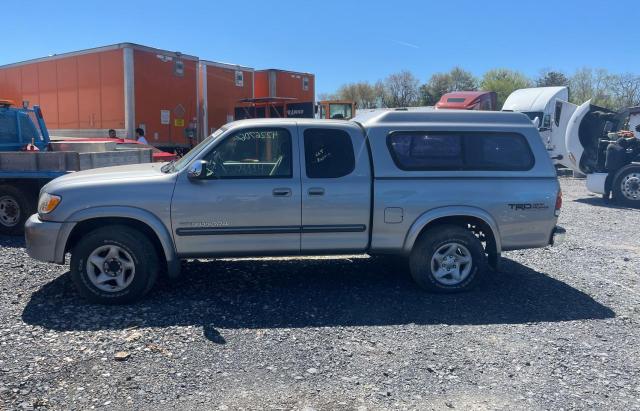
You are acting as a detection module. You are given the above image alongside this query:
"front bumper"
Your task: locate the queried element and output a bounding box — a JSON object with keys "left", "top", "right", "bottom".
{"left": 550, "top": 226, "right": 566, "bottom": 246}
{"left": 25, "top": 214, "right": 65, "bottom": 263}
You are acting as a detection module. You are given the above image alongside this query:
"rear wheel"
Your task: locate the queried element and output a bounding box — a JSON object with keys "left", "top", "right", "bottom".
{"left": 409, "top": 225, "right": 487, "bottom": 293}
{"left": 70, "top": 225, "right": 159, "bottom": 304}
{"left": 0, "top": 185, "right": 34, "bottom": 236}
{"left": 612, "top": 165, "right": 640, "bottom": 207}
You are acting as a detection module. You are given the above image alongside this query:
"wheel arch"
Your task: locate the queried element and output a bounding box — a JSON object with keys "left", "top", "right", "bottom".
{"left": 60, "top": 206, "right": 179, "bottom": 277}
{"left": 402, "top": 206, "right": 502, "bottom": 269}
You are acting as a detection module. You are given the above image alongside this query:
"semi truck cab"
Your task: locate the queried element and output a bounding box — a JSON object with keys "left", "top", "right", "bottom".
{"left": 435, "top": 91, "right": 497, "bottom": 111}
{"left": 0, "top": 100, "right": 50, "bottom": 151}
{"left": 502, "top": 87, "right": 570, "bottom": 167}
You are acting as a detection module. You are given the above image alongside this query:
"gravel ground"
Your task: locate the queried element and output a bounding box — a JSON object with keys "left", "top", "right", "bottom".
{"left": 1, "top": 177, "right": 639, "bottom": 410}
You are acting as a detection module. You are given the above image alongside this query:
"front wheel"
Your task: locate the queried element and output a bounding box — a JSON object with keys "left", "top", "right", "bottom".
{"left": 70, "top": 226, "right": 159, "bottom": 304}
{"left": 612, "top": 165, "right": 640, "bottom": 207}
{"left": 0, "top": 185, "right": 34, "bottom": 236}
{"left": 409, "top": 225, "right": 487, "bottom": 293}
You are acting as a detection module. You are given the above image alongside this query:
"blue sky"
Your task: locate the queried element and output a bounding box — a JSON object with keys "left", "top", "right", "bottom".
{"left": 2, "top": 0, "right": 638, "bottom": 95}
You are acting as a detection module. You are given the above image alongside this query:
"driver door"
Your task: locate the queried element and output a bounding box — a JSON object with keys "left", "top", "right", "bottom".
{"left": 171, "top": 126, "right": 302, "bottom": 256}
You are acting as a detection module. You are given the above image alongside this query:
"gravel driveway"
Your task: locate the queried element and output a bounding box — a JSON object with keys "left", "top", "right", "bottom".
{"left": 1, "top": 177, "right": 639, "bottom": 410}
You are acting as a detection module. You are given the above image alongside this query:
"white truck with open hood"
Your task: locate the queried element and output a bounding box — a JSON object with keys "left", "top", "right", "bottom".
{"left": 565, "top": 101, "right": 639, "bottom": 206}
{"left": 504, "top": 87, "right": 640, "bottom": 207}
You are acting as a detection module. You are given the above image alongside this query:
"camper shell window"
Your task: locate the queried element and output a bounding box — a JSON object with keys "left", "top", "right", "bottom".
{"left": 387, "top": 131, "right": 535, "bottom": 171}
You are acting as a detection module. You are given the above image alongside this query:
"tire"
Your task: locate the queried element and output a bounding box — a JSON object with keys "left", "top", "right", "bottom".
{"left": 409, "top": 224, "right": 487, "bottom": 293}
{"left": 0, "top": 185, "right": 35, "bottom": 236}
{"left": 612, "top": 165, "right": 640, "bottom": 208}
{"left": 70, "top": 225, "right": 159, "bottom": 304}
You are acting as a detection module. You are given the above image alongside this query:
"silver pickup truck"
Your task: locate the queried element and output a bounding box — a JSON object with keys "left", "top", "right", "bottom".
{"left": 25, "top": 110, "right": 565, "bottom": 304}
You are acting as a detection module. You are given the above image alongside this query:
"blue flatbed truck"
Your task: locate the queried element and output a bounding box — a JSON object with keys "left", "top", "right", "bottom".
{"left": 0, "top": 100, "right": 151, "bottom": 235}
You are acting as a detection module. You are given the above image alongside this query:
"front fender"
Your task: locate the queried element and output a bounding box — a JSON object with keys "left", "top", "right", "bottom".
{"left": 402, "top": 206, "right": 502, "bottom": 255}
{"left": 56, "top": 206, "right": 177, "bottom": 270}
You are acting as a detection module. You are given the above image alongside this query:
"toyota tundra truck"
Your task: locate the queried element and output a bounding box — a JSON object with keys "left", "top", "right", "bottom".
{"left": 25, "top": 110, "right": 565, "bottom": 304}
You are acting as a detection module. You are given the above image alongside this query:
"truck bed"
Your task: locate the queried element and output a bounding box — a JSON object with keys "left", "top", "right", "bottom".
{"left": 0, "top": 149, "right": 152, "bottom": 175}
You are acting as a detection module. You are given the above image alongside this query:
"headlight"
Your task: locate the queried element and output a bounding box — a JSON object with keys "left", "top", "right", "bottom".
{"left": 38, "top": 193, "right": 61, "bottom": 214}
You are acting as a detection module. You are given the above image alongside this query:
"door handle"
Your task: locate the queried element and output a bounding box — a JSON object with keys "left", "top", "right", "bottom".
{"left": 308, "top": 187, "right": 325, "bottom": 196}
{"left": 272, "top": 188, "right": 292, "bottom": 197}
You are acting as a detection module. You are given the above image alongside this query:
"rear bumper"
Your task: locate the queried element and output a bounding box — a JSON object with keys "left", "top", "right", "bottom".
{"left": 24, "top": 214, "right": 65, "bottom": 263}
{"left": 549, "top": 226, "right": 566, "bottom": 246}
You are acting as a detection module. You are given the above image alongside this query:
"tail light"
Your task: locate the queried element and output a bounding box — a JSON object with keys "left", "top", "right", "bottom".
{"left": 554, "top": 190, "right": 562, "bottom": 217}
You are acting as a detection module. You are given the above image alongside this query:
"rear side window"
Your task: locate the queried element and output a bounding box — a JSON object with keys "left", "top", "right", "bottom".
{"left": 19, "top": 113, "right": 39, "bottom": 143}
{"left": 387, "top": 132, "right": 534, "bottom": 171}
{"left": 464, "top": 134, "right": 534, "bottom": 170}
{"left": 304, "top": 128, "right": 355, "bottom": 178}
{"left": 0, "top": 111, "right": 19, "bottom": 143}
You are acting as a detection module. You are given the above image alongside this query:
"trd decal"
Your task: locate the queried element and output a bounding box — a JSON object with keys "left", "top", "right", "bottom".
{"left": 508, "top": 203, "right": 549, "bottom": 211}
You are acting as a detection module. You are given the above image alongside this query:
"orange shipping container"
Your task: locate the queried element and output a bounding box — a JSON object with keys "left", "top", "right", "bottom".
{"left": 198, "top": 61, "right": 254, "bottom": 138}
{"left": 0, "top": 43, "right": 198, "bottom": 148}
{"left": 254, "top": 69, "right": 315, "bottom": 102}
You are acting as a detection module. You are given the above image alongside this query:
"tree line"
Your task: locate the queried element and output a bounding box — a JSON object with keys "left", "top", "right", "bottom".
{"left": 319, "top": 67, "right": 640, "bottom": 111}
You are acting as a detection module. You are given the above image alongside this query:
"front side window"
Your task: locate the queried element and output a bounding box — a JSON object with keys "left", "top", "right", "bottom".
{"left": 320, "top": 105, "right": 327, "bottom": 119}
{"left": 554, "top": 101, "right": 563, "bottom": 127}
{"left": 204, "top": 128, "right": 292, "bottom": 178}
{"left": 387, "top": 132, "right": 534, "bottom": 171}
{"left": 0, "top": 111, "right": 19, "bottom": 144}
{"left": 304, "top": 128, "right": 355, "bottom": 178}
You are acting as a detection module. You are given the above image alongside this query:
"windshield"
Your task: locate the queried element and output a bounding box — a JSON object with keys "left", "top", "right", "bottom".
{"left": 170, "top": 127, "right": 227, "bottom": 172}
{"left": 329, "top": 104, "right": 352, "bottom": 120}
{"left": 521, "top": 111, "right": 544, "bottom": 125}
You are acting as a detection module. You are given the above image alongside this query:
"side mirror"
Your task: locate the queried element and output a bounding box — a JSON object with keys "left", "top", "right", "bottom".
{"left": 532, "top": 116, "right": 540, "bottom": 128}
{"left": 187, "top": 160, "right": 208, "bottom": 180}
